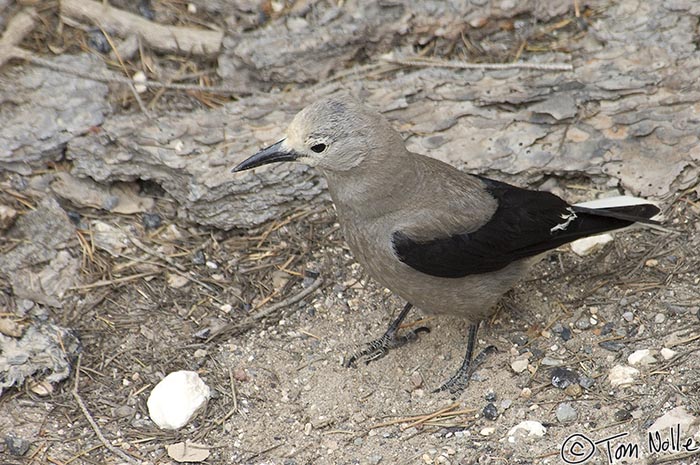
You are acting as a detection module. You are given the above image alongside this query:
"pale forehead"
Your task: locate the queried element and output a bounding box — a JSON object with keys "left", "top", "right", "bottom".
{"left": 288, "top": 97, "right": 372, "bottom": 139}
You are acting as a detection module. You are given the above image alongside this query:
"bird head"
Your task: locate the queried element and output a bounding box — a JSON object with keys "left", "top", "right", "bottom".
{"left": 232, "top": 96, "right": 402, "bottom": 174}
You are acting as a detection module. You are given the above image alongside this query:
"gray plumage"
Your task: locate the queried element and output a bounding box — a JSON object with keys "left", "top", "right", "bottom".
{"left": 233, "top": 96, "right": 660, "bottom": 392}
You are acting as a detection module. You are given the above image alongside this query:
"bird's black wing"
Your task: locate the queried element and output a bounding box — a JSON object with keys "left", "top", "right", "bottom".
{"left": 392, "top": 176, "right": 636, "bottom": 278}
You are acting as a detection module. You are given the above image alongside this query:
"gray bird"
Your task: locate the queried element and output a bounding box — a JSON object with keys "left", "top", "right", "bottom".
{"left": 232, "top": 96, "right": 660, "bottom": 393}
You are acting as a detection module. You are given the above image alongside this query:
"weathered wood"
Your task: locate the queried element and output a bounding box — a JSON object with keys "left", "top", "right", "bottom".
{"left": 61, "top": 0, "right": 223, "bottom": 56}
{"left": 7, "top": 0, "right": 700, "bottom": 230}
{"left": 0, "top": 54, "right": 109, "bottom": 174}
{"left": 0, "top": 8, "right": 36, "bottom": 67}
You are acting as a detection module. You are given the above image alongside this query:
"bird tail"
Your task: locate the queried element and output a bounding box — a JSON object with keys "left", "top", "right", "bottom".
{"left": 572, "top": 196, "right": 662, "bottom": 225}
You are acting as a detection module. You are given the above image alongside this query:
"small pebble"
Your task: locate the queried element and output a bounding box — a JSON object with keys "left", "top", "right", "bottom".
{"left": 628, "top": 349, "right": 657, "bottom": 365}
{"left": 482, "top": 403, "right": 498, "bottom": 420}
{"left": 575, "top": 317, "right": 591, "bottom": 330}
{"left": 132, "top": 71, "right": 148, "bottom": 93}
{"left": 556, "top": 403, "right": 578, "bottom": 423}
{"left": 599, "top": 322, "right": 615, "bottom": 336}
{"left": 142, "top": 212, "right": 162, "bottom": 230}
{"left": 500, "top": 399, "right": 512, "bottom": 410}
{"left": 654, "top": 313, "right": 666, "bottom": 324}
{"left": 5, "top": 435, "right": 30, "bottom": 456}
{"left": 622, "top": 311, "right": 634, "bottom": 322}
{"left": 507, "top": 421, "right": 546, "bottom": 442}
{"left": 480, "top": 427, "right": 496, "bottom": 436}
{"left": 511, "top": 334, "right": 528, "bottom": 346}
{"left": 147, "top": 371, "right": 210, "bottom": 429}
{"left": 541, "top": 357, "right": 564, "bottom": 366}
{"left": 599, "top": 341, "right": 626, "bottom": 352}
{"left": 521, "top": 387, "right": 532, "bottom": 398}
{"left": 485, "top": 391, "right": 497, "bottom": 402}
{"left": 551, "top": 367, "right": 578, "bottom": 389}
{"left": 87, "top": 29, "right": 110, "bottom": 53}
{"left": 192, "top": 250, "right": 206, "bottom": 265}
{"left": 608, "top": 365, "right": 639, "bottom": 387}
{"left": 660, "top": 348, "right": 677, "bottom": 360}
{"left": 614, "top": 409, "right": 632, "bottom": 421}
{"left": 564, "top": 383, "right": 582, "bottom": 397}
{"left": 579, "top": 376, "right": 595, "bottom": 389}
{"left": 410, "top": 371, "right": 423, "bottom": 389}
{"left": 511, "top": 357, "right": 529, "bottom": 373}
{"left": 645, "top": 258, "right": 658, "bottom": 267}
{"left": 559, "top": 327, "right": 572, "bottom": 341}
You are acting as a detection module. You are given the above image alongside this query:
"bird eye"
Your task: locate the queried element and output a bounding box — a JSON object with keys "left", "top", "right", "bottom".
{"left": 311, "top": 143, "right": 327, "bottom": 153}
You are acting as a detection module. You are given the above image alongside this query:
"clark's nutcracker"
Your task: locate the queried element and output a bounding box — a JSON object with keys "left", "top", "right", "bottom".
{"left": 232, "top": 97, "right": 661, "bottom": 393}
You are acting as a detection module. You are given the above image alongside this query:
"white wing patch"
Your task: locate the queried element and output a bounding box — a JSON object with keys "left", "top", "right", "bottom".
{"left": 550, "top": 208, "right": 578, "bottom": 233}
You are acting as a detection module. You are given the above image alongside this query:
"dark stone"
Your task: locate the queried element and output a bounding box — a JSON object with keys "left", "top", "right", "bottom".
{"left": 66, "top": 210, "right": 82, "bottom": 226}
{"left": 482, "top": 403, "right": 498, "bottom": 420}
{"left": 551, "top": 367, "right": 579, "bottom": 389}
{"left": 485, "top": 391, "right": 497, "bottom": 402}
{"left": 599, "top": 340, "right": 626, "bottom": 352}
{"left": 510, "top": 333, "right": 528, "bottom": 346}
{"left": 599, "top": 322, "right": 615, "bottom": 336}
{"left": 87, "top": 29, "right": 110, "bottom": 54}
{"left": 142, "top": 212, "right": 162, "bottom": 230}
{"left": 614, "top": 409, "right": 632, "bottom": 421}
{"left": 5, "top": 435, "right": 30, "bottom": 456}
{"left": 579, "top": 376, "right": 596, "bottom": 389}
{"left": 559, "top": 327, "right": 572, "bottom": 341}
{"left": 192, "top": 250, "right": 206, "bottom": 265}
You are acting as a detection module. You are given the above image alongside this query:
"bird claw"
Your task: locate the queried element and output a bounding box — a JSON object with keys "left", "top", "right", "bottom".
{"left": 433, "top": 345, "right": 498, "bottom": 395}
{"left": 344, "top": 326, "right": 430, "bottom": 367}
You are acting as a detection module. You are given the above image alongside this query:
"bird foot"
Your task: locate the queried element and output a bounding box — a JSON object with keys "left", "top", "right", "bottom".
{"left": 344, "top": 326, "right": 430, "bottom": 367}
{"left": 434, "top": 345, "right": 498, "bottom": 395}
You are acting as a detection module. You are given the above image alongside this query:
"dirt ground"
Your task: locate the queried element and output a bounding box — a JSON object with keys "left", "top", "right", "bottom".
{"left": 1, "top": 180, "right": 699, "bottom": 465}
{"left": 1, "top": 0, "right": 700, "bottom": 464}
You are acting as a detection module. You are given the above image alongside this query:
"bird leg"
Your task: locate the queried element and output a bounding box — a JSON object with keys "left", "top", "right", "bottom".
{"left": 435, "top": 322, "right": 497, "bottom": 394}
{"left": 344, "top": 302, "right": 430, "bottom": 367}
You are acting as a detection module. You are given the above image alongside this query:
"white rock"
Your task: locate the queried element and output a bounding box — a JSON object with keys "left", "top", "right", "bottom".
{"left": 480, "top": 427, "right": 496, "bottom": 436}
{"left": 511, "top": 357, "right": 529, "bottom": 373}
{"left": 571, "top": 234, "right": 614, "bottom": 256}
{"left": 148, "top": 371, "right": 210, "bottom": 429}
{"left": 507, "top": 421, "right": 546, "bottom": 443}
{"left": 132, "top": 71, "right": 147, "bottom": 93}
{"left": 608, "top": 365, "right": 639, "bottom": 387}
{"left": 627, "top": 349, "right": 652, "bottom": 365}
{"left": 660, "top": 348, "right": 677, "bottom": 360}
{"left": 647, "top": 407, "right": 698, "bottom": 435}
{"left": 167, "top": 441, "right": 210, "bottom": 462}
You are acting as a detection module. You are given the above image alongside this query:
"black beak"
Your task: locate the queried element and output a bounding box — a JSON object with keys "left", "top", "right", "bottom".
{"left": 231, "top": 139, "right": 299, "bottom": 172}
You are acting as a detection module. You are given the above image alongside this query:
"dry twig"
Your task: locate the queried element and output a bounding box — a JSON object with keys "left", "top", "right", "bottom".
{"left": 60, "top": 0, "right": 222, "bottom": 56}
{"left": 72, "top": 355, "right": 142, "bottom": 465}
{"left": 382, "top": 55, "right": 574, "bottom": 72}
